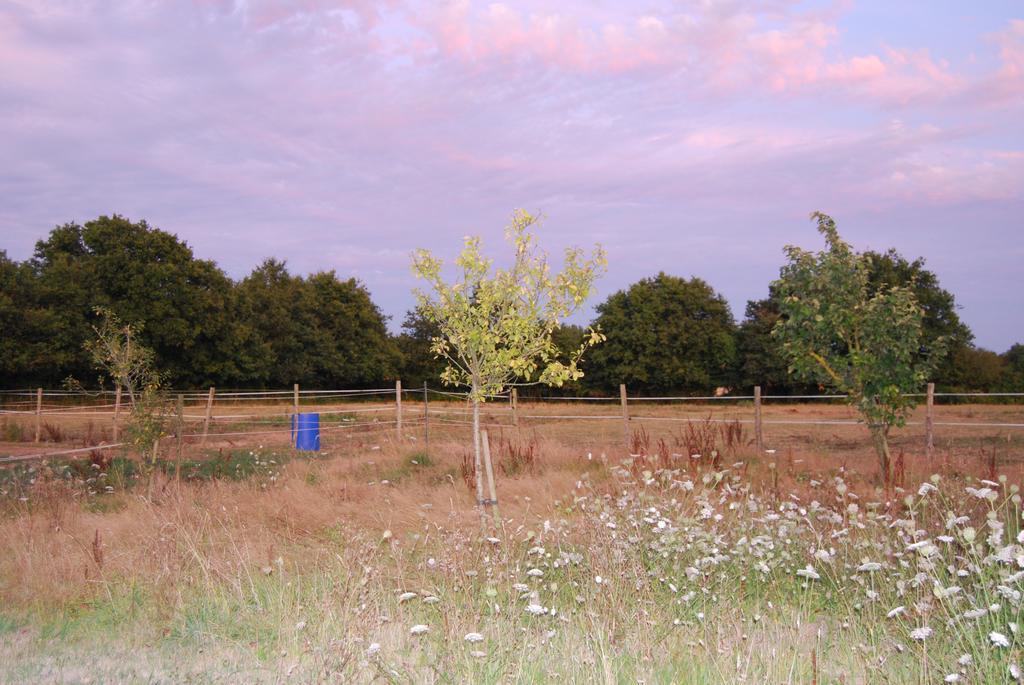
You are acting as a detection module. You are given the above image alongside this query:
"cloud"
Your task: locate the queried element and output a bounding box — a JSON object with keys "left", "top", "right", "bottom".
{"left": 402, "top": 2, "right": 981, "bottom": 106}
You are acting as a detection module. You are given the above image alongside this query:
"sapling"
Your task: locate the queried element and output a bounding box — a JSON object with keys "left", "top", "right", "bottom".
{"left": 87, "top": 307, "right": 167, "bottom": 498}
{"left": 412, "top": 210, "right": 606, "bottom": 524}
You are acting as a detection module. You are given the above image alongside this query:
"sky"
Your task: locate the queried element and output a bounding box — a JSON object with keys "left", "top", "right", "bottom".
{"left": 1, "top": 0, "right": 1022, "bottom": 351}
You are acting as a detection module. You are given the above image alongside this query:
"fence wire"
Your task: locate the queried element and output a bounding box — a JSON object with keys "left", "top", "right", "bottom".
{"left": 2, "top": 385, "right": 1022, "bottom": 465}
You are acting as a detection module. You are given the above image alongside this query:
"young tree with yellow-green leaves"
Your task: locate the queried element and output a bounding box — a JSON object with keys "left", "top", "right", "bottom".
{"left": 772, "top": 213, "right": 945, "bottom": 480}
{"left": 412, "top": 210, "right": 606, "bottom": 521}
{"left": 87, "top": 307, "right": 167, "bottom": 498}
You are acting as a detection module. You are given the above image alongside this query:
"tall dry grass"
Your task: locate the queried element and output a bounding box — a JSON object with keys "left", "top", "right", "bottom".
{"left": 1, "top": 415, "right": 1023, "bottom": 682}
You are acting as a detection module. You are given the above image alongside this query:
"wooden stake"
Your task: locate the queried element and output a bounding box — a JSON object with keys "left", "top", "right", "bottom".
{"left": 423, "top": 382, "right": 429, "bottom": 457}
{"left": 293, "top": 383, "right": 300, "bottom": 416}
{"left": 620, "top": 383, "right": 629, "bottom": 452}
{"left": 113, "top": 385, "right": 122, "bottom": 442}
{"left": 511, "top": 387, "right": 518, "bottom": 427}
{"left": 925, "top": 382, "right": 935, "bottom": 459}
{"left": 395, "top": 379, "right": 403, "bottom": 439}
{"left": 481, "top": 429, "right": 500, "bottom": 528}
{"left": 200, "top": 387, "right": 215, "bottom": 447}
{"left": 175, "top": 393, "right": 184, "bottom": 485}
{"left": 34, "top": 387, "right": 42, "bottom": 443}
{"left": 754, "top": 385, "right": 764, "bottom": 453}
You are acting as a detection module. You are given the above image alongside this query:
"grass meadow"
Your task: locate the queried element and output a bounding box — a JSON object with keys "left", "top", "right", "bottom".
{"left": 1, "top": 400, "right": 1023, "bottom": 683}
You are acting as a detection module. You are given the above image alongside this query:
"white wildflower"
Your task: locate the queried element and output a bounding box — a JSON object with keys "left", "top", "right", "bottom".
{"left": 998, "top": 585, "right": 1022, "bottom": 603}
{"left": 990, "top": 631, "right": 1011, "bottom": 648}
{"left": 887, "top": 606, "right": 906, "bottom": 619}
{"left": 410, "top": 624, "right": 429, "bottom": 636}
{"left": 796, "top": 565, "right": 820, "bottom": 580}
{"left": 967, "top": 487, "right": 996, "bottom": 501}
{"left": 857, "top": 561, "right": 882, "bottom": 572}
{"left": 398, "top": 592, "right": 417, "bottom": 603}
{"left": 526, "top": 568, "right": 544, "bottom": 578}
{"left": 464, "top": 632, "right": 484, "bottom": 643}
{"left": 933, "top": 584, "right": 962, "bottom": 599}
{"left": 910, "top": 626, "right": 932, "bottom": 641}
{"left": 524, "top": 604, "right": 547, "bottom": 616}
{"left": 367, "top": 642, "right": 381, "bottom": 657}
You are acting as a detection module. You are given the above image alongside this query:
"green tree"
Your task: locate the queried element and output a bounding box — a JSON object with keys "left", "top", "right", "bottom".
{"left": 864, "top": 249, "right": 971, "bottom": 386}
{"left": 943, "top": 347, "right": 1006, "bottom": 392}
{"left": 0, "top": 251, "right": 59, "bottom": 387}
{"left": 237, "top": 262, "right": 398, "bottom": 387}
{"left": 412, "top": 210, "right": 606, "bottom": 521}
{"left": 236, "top": 259, "right": 319, "bottom": 387}
{"left": 1002, "top": 344, "right": 1024, "bottom": 392}
{"left": 736, "top": 250, "right": 967, "bottom": 394}
{"left": 395, "top": 308, "right": 447, "bottom": 388}
{"left": 734, "top": 294, "right": 794, "bottom": 393}
{"left": 30, "top": 215, "right": 254, "bottom": 387}
{"left": 306, "top": 271, "right": 399, "bottom": 386}
{"left": 551, "top": 323, "right": 587, "bottom": 360}
{"left": 772, "top": 213, "right": 944, "bottom": 479}
{"left": 584, "top": 273, "right": 736, "bottom": 394}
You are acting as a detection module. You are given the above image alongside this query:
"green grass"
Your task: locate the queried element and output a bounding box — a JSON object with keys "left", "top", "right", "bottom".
{"left": 0, "top": 612, "right": 21, "bottom": 635}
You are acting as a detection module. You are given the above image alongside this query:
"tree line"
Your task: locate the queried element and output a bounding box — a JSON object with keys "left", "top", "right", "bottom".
{"left": 1, "top": 214, "right": 1021, "bottom": 394}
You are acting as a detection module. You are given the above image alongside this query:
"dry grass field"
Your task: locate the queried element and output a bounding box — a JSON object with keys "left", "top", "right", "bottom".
{"left": 1, "top": 397, "right": 1023, "bottom": 683}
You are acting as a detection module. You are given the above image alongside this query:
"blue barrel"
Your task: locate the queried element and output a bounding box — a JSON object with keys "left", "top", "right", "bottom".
{"left": 291, "top": 412, "right": 320, "bottom": 451}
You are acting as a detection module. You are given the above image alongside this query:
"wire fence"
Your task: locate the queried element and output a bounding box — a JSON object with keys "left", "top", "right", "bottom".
{"left": 1, "top": 383, "right": 1022, "bottom": 465}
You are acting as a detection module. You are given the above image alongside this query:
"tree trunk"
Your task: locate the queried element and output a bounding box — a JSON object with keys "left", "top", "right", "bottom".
{"left": 869, "top": 423, "right": 892, "bottom": 485}
{"left": 471, "top": 388, "right": 486, "bottom": 529}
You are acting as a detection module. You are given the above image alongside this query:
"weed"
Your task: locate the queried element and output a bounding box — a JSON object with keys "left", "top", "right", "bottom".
{"left": 41, "top": 422, "right": 66, "bottom": 443}
{"left": 1, "top": 419, "right": 24, "bottom": 442}
{"left": 496, "top": 434, "right": 538, "bottom": 477}
{"left": 404, "top": 451, "right": 433, "bottom": 468}
{"left": 459, "top": 451, "right": 475, "bottom": 491}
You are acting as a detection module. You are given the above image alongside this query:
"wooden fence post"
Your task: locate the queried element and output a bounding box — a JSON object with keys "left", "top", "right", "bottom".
{"left": 396, "top": 379, "right": 403, "bottom": 439}
{"left": 113, "top": 385, "right": 122, "bottom": 442}
{"left": 175, "top": 393, "right": 184, "bottom": 484}
{"left": 481, "top": 429, "right": 500, "bottom": 528}
{"left": 754, "top": 385, "right": 763, "bottom": 453}
{"left": 620, "top": 383, "right": 629, "bottom": 452}
{"left": 293, "top": 383, "right": 300, "bottom": 416}
{"left": 423, "top": 382, "right": 429, "bottom": 456}
{"left": 511, "top": 387, "right": 518, "bottom": 427}
{"left": 200, "top": 387, "right": 215, "bottom": 447}
{"left": 34, "top": 387, "right": 42, "bottom": 443}
{"left": 926, "top": 382, "right": 935, "bottom": 459}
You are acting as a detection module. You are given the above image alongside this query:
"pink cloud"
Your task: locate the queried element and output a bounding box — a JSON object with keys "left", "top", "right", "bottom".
{"left": 406, "top": 2, "right": 990, "bottom": 107}
{"left": 971, "top": 19, "right": 1024, "bottom": 103}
